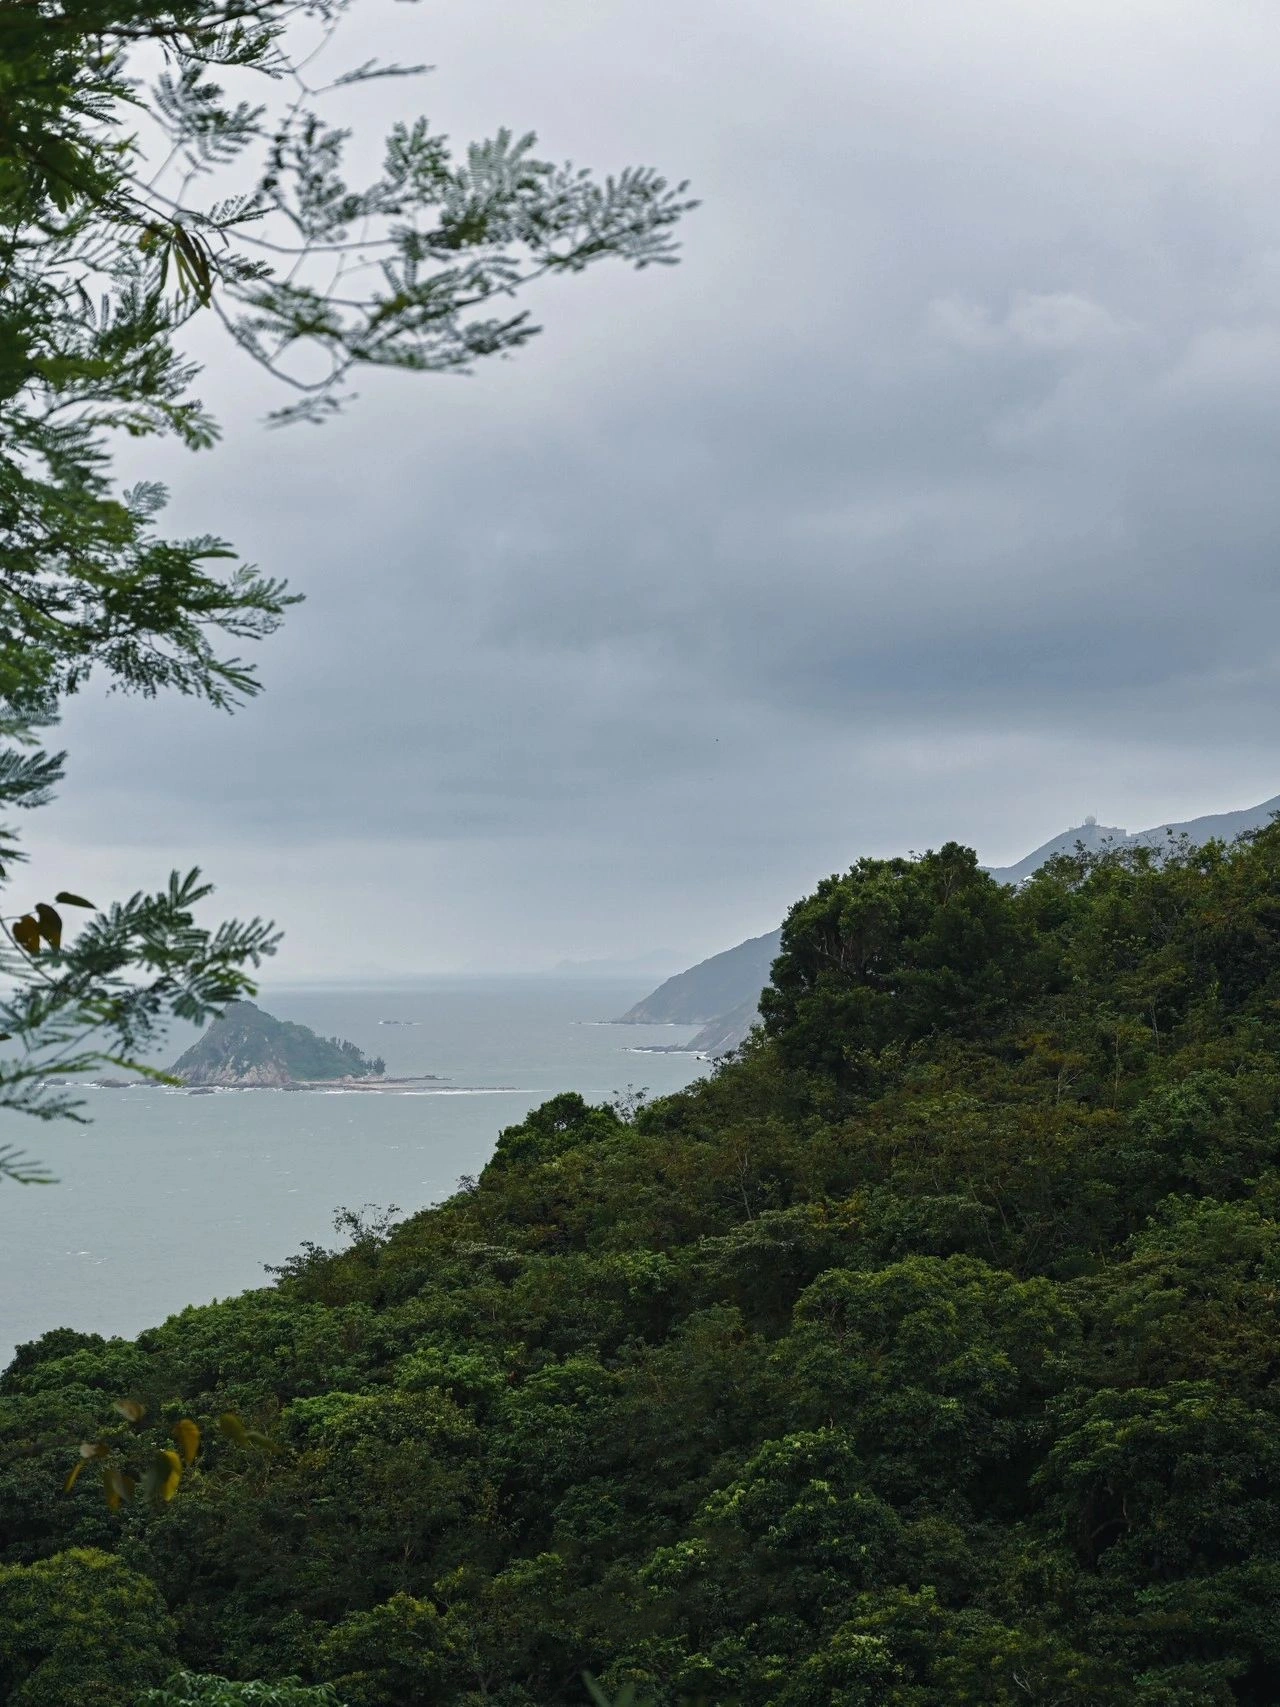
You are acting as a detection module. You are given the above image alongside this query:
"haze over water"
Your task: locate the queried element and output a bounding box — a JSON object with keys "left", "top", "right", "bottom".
{"left": 0, "top": 978, "right": 708, "bottom": 1368}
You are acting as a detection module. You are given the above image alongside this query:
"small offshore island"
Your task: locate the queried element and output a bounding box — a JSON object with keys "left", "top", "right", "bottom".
{"left": 167, "top": 1000, "right": 443, "bottom": 1091}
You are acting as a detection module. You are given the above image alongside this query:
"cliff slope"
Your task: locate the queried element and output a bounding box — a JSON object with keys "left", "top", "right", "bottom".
{"left": 615, "top": 929, "right": 781, "bottom": 1025}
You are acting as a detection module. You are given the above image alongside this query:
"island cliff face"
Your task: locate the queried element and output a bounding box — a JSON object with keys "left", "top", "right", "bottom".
{"left": 169, "top": 1001, "right": 384, "bottom": 1087}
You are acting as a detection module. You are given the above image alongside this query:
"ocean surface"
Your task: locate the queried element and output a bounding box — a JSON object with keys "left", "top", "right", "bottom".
{"left": 0, "top": 979, "right": 708, "bottom": 1370}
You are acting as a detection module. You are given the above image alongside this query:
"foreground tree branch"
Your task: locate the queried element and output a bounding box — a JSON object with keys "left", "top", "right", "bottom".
{"left": 0, "top": 0, "right": 694, "bottom": 1147}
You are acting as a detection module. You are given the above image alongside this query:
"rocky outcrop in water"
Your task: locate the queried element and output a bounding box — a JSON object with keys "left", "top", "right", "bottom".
{"left": 169, "top": 1001, "right": 385, "bottom": 1087}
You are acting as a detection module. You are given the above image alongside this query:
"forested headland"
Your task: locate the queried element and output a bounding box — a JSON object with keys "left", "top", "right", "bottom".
{"left": 6, "top": 830, "right": 1280, "bottom": 1705}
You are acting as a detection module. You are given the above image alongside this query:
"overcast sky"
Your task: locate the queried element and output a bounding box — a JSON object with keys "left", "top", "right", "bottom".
{"left": 23, "top": 0, "right": 1280, "bottom": 976}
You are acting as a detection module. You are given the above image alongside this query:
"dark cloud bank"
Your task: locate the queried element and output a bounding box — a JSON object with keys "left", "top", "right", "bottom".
{"left": 27, "top": 0, "right": 1280, "bottom": 975}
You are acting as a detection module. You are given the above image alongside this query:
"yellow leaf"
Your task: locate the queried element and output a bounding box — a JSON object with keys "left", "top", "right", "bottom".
{"left": 173, "top": 1417, "right": 201, "bottom": 1465}
{"left": 103, "top": 1465, "right": 135, "bottom": 1510}
{"left": 217, "top": 1411, "right": 250, "bottom": 1445}
{"left": 34, "top": 902, "right": 62, "bottom": 950}
{"left": 113, "top": 1398, "right": 146, "bottom": 1423}
{"left": 64, "top": 1441, "right": 111, "bottom": 1494}
{"left": 12, "top": 914, "right": 40, "bottom": 955}
{"left": 141, "top": 1448, "right": 183, "bottom": 1504}
{"left": 54, "top": 892, "right": 96, "bottom": 909}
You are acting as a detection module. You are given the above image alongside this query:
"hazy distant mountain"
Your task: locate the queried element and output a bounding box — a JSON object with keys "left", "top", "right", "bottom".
{"left": 170, "top": 1001, "right": 384, "bottom": 1087}
{"left": 984, "top": 818, "right": 1131, "bottom": 887}
{"left": 615, "top": 929, "right": 782, "bottom": 1024}
{"left": 628, "top": 792, "right": 1280, "bottom": 1060}
{"left": 986, "top": 794, "right": 1280, "bottom": 885}
{"left": 553, "top": 951, "right": 680, "bottom": 978}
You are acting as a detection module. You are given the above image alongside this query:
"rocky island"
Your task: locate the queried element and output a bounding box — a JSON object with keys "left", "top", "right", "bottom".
{"left": 169, "top": 1000, "right": 420, "bottom": 1089}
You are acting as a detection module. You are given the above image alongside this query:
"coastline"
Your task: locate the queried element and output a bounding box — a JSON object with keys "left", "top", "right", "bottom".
{"left": 87, "top": 1073, "right": 448, "bottom": 1093}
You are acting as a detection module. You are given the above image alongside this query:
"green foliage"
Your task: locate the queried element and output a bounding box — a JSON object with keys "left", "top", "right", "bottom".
{"left": 1, "top": 871, "right": 281, "bottom": 1132}
{"left": 13, "top": 830, "right": 1280, "bottom": 1700}
{"left": 0, "top": 1547, "right": 176, "bottom": 1705}
{"left": 142, "top": 1673, "right": 347, "bottom": 1706}
{"left": 760, "top": 842, "right": 1031, "bottom": 1091}
{"left": 490, "top": 1092, "right": 626, "bottom": 1169}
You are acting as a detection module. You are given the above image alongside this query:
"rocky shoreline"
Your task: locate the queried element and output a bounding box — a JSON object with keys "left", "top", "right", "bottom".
{"left": 88, "top": 1073, "right": 446, "bottom": 1092}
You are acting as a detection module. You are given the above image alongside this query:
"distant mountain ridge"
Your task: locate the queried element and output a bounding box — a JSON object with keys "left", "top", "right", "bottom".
{"left": 981, "top": 818, "right": 1130, "bottom": 887}
{"left": 985, "top": 794, "right": 1280, "bottom": 886}
{"left": 628, "top": 792, "right": 1280, "bottom": 1059}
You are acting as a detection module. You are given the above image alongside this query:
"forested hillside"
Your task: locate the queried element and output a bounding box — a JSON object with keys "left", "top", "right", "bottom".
{"left": 6, "top": 830, "right": 1280, "bottom": 1705}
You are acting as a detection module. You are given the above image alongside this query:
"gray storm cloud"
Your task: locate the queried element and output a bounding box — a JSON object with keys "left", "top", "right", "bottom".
{"left": 22, "top": 0, "right": 1280, "bottom": 974}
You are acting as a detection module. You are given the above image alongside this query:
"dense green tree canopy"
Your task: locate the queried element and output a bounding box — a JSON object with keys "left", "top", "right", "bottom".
{"left": 6, "top": 827, "right": 1280, "bottom": 1702}
{"left": 0, "top": 1547, "right": 176, "bottom": 1704}
{"left": 760, "top": 841, "right": 1033, "bottom": 1089}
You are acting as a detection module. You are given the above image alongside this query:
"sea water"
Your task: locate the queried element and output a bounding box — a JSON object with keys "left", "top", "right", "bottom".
{"left": 0, "top": 979, "right": 708, "bottom": 1368}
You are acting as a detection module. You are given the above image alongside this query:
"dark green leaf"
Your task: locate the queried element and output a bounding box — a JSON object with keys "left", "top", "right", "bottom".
{"left": 34, "top": 902, "right": 62, "bottom": 949}
{"left": 11, "top": 914, "right": 41, "bottom": 955}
